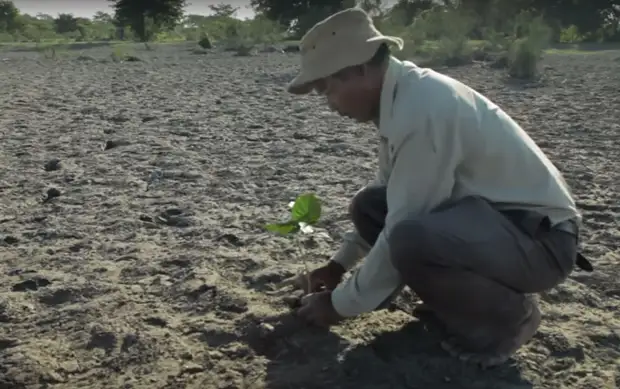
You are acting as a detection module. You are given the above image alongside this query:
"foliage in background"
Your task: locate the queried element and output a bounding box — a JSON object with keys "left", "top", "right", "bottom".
{"left": 249, "top": 0, "right": 357, "bottom": 38}
{"left": 0, "top": 0, "right": 20, "bottom": 33}
{"left": 1, "top": 0, "right": 617, "bottom": 45}
{"left": 507, "top": 12, "right": 553, "bottom": 79}
{"left": 0, "top": 0, "right": 618, "bottom": 79}
{"left": 110, "top": 0, "right": 186, "bottom": 42}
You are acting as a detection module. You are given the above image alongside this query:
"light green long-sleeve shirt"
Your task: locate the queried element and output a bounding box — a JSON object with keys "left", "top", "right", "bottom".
{"left": 330, "top": 56, "right": 581, "bottom": 318}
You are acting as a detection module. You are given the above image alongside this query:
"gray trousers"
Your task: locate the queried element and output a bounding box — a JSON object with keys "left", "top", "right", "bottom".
{"left": 350, "top": 185, "right": 578, "bottom": 344}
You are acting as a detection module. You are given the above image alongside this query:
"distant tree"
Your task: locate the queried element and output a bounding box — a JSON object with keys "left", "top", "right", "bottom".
{"left": 87, "top": 11, "right": 118, "bottom": 40}
{"left": 109, "top": 0, "right": 187, "bottom": 41}
{"left": 0, "top": 0, "right": 20, "bottom": 33}
{"left": 93, "top": 11, "right": 114, "bottom": 24}
{"left": 357, "top": 0, "right": 385, "bottom": 17}
{"left": 530, "top": 0, "right": 619, "bottom": 38}
{"left": 184, "top": 14, "right": 209, "bottom": 28}
{"left": 250, "top": 0, "right": 357, "bottom": 37}
{"left": 16, "top": 13, "right": 55, "bottom": 41}
{"left": 35, "top": 13, "right": 54, "bottom": 21}
{"left": 208, "top": 3, "right": 239, "bottom": 18}
{"left": 458, "top": 0, "right": 620, "bottom": 41}
{"left": 387, "top": 0, "right": 435, "bottom": 25}
{"left": 54, "top": 13, "right": 79, "bottom": 34}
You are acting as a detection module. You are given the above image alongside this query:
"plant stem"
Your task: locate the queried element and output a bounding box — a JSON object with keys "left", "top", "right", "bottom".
{"left": 298, "top": 235, "right": 311, "bottom": 294}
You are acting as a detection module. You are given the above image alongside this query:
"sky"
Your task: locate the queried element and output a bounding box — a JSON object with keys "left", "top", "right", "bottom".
{"left": 12, "top": 0, "right": 256, "bottom": 19}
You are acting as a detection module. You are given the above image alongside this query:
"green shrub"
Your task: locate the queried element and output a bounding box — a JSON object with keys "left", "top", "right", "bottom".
{"left": 234, "top": 43, "right": 255, "bottom": 56}
{"left": 198, "top": 33, "right": 212, "bottom": 49}
{"left": 393, "top": 7, "right": 478, "bottom": 67}
{"left": 110, "top": 45, "right": 140, "bottom": 62}
{"left": 0, "top": 33, "right": 15, "bottom": 43}
{"left": 481, "top": 28, "right": 510, "bottom": 52}
{"left": 508, "top": 38, "right": 538, "bottom": 78}
{"left": 507, "top": 13, "right": 551, "bottom": 79}
{"left": 559, "top": 25, "right": 584, "bottom": 43}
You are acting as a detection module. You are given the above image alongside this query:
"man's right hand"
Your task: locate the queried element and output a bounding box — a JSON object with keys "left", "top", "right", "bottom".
{"left": 295, "top": 261, "right": 346, "bottom": 294}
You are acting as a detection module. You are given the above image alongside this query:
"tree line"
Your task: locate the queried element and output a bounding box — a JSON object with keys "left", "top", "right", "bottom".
{"left": 0, "top": 0, "right": 618, "bottom": 44}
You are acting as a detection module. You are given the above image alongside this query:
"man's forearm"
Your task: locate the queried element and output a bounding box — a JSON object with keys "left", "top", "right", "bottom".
{"left": 331, "top": 231, "right": 402, "bottom": 317}
{"left": 331, "top": 230, "right": 371, "bottom": 271}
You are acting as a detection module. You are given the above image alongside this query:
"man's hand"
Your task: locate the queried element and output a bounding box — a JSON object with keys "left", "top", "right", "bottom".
{"left": 299, "top": 261, "right": 346, "bottom": 293}
{"left": 297, "top": 290, "right": 344, "bottom": 328}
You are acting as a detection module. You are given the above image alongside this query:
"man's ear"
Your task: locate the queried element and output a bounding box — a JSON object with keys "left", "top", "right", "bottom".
{"left": 358, "top": 64, "right": 369, "bottom": 77}
{"left": 359, "top": 64, "right": 378, "bottom": 88}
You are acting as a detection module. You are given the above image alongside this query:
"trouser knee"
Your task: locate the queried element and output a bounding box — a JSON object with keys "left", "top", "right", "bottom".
{"left": 387, "top": 219, "right": 431, "bottom": 278}
{"left": 348, "top": 185, "right": 387, "bottom": 246}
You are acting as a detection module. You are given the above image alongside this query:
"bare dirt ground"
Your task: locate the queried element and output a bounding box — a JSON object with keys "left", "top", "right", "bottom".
{"left": 0, "top": 42, "right": 619, "bottom": 389}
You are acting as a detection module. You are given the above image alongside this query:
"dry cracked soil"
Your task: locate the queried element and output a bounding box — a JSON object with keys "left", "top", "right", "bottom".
{"left": 0, "top": 42, "right": 619, "bottom": 389}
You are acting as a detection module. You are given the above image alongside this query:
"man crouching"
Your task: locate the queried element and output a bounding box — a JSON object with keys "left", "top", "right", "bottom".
{"left": 286, "top": 7, "right": 589, "bottom": 368}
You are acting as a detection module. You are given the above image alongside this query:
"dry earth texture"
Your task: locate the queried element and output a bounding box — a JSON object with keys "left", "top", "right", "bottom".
{"left": 0, "top": 42, "right": 619, "bottom": 389}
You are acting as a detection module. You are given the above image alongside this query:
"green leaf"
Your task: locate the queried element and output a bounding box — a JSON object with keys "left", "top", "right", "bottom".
{"left": 265, "top": 220, "right": 300, "bottom": 235}
{"left": 290, "top": 193, "right": 321, "bottom": 224}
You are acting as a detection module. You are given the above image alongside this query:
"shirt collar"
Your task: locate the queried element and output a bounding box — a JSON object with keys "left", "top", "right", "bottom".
{"left": 379, "top": 55, "right": 404, "bottom": 135}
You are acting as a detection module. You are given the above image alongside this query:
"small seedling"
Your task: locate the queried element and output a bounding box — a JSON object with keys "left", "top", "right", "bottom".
{"left": 265, "top": 193, "right": 321, "bottom": 294}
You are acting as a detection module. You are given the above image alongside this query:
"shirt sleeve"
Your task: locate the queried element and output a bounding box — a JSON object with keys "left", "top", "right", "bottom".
{"left": 330, "top": 230, "right": 371, "bottom": 271}
{"left": 373, "top": 135, "right": 391, "bottom": 186}
{"left": 330, "top": 99, "right": 464, "bottom": 318}
{"left": 331, "top": 136, "right": 391, "bottom": 271}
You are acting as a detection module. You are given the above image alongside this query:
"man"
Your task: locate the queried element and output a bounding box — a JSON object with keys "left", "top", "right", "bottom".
{"left": 286, "top": 7, "right": 591, "bottom": 368}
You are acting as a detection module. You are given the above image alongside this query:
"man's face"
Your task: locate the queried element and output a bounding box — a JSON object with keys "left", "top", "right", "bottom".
{"left": 313, "top": 66, "right": 379, "bottom": 123}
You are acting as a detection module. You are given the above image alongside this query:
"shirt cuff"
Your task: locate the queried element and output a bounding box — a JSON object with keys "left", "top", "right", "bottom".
{"left": 331, "top": 283, "right": 359, "bottom": 318}
{"left": 331, "top": 231, "right": 370, "bottom": 271}
{"left": 331, "top": 233, "right": 398, "bottom": 318}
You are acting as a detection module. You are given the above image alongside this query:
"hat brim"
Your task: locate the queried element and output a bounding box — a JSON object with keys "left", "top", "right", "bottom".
{"left": 286, "top": 74, "right": 315, "bottom": 95}
{"left": 286, "top": 35, "right": 404, "bottom": 95}
{"left": 367, "top": 35, "right": 404, "bottom": 50}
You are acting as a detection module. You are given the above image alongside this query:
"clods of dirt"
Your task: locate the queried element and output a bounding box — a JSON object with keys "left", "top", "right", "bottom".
{"left": 11, "top": 277, "right": 52, "bottom": 292}
{"left": 155, "top": 208, "right": 193, "bottom": 227}
{"left": 42, "top": 187, "right": 61, "bottom": 203}
{"left": 0, "top": 43, "right": 617, "bottom": 389}
{"left": 103, "top": 139, "right": 130, "bottom": 151}
{"left": 43, "top": 158, "right": 61, "bottom": 171}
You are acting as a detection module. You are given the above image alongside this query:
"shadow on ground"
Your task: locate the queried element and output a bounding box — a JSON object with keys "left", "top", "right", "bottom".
{"left": 247, "top": 310, "right": 534, "bottom": 389}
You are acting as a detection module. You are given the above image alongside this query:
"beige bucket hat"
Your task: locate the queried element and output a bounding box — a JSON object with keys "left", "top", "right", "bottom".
{"left": 287, "top": 7, "right": 404, "bottom": 95}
